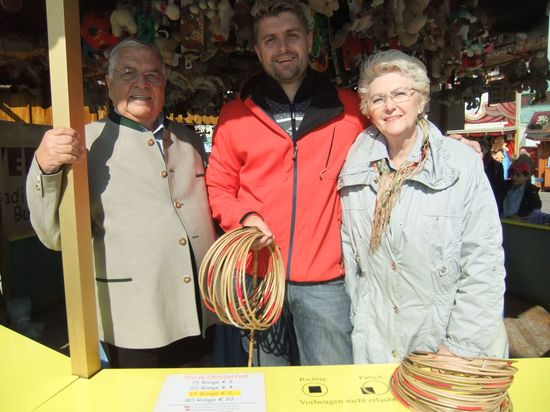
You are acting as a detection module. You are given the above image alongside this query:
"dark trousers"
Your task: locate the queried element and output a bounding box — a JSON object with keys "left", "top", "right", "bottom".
{"left": 101, "top": 329, "right": 214, "bottom": 368}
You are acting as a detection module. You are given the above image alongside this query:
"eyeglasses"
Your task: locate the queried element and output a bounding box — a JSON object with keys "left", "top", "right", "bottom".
{"left": 366, "top": 88, "right": 417, "bottom": 110}
{"left": 113, "top": 68, "right": 165, "bottom": 86}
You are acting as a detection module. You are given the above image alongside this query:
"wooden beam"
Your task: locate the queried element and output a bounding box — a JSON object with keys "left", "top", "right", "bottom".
{"left": 0, "top": 103, "right": 26, "bottom": 123}
{"left": 45, "top": 0, "right": 100, "bottom": 378}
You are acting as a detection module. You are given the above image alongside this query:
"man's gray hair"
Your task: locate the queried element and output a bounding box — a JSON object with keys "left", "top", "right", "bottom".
{"left": 107, "top": 38, "right": 166, "bottom": 79}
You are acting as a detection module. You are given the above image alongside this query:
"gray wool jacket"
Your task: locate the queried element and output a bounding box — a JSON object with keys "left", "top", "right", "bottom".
{"left": 26, "top": 113, "right": 217, "bottom": 349}
{"left": 338, "top": 122, "right": 508, "bottom": 364}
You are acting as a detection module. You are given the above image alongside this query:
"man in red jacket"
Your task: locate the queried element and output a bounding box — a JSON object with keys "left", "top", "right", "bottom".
{"left": 206, "top": 0, "right": 368, "bottom": 366}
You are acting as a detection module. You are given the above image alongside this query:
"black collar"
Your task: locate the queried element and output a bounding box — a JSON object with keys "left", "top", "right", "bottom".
{"left": 240, "top": 69, "right": 344, "bottom": 138}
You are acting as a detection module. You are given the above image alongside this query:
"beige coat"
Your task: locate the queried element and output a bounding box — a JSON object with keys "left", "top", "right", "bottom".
{"left": 26, "top": 114, "right": 217, "bottom": 349}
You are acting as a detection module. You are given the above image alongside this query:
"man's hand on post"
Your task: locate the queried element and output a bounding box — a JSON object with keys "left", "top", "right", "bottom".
{"left": 35, "top": 127, "right": 85, "bottom": 174}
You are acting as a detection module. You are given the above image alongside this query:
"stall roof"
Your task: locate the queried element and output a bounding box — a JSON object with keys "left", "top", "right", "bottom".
{"left": 446, "top": 125, "right": 517, "bottom": 138}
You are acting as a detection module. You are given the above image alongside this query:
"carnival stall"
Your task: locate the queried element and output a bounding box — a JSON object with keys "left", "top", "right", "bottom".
{"left": 1, "top": 2, "right": 550, "bottom": 411}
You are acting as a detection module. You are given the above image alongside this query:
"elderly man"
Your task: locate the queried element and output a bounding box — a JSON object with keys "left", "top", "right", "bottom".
{"left": 26, "top": 38, "right": 216, "bottom": 368}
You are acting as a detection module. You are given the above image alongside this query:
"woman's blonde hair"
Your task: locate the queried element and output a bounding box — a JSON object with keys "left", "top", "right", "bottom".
{"left": 357, "top": 49, "right": 430, "bottom": 116}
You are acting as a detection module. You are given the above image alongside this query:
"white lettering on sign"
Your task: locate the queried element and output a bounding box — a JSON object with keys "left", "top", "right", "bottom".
{"left": 0, "top": 121, "right": 48, "bottom": 240}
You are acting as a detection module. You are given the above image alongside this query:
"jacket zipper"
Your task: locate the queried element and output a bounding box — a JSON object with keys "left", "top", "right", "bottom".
{"left": 286, "top": 103, "right": 298, "bottom": 280}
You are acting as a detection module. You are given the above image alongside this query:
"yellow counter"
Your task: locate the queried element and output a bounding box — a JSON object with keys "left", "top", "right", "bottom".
{"left": 2, "top": 326, "right": 549, "bottom": 411}
{"left": 0, "top": 326, "right": 77, "bottom": 411}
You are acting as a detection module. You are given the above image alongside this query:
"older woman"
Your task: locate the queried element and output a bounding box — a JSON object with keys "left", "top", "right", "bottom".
{"left": 338, "top": 50, "right": 508, "bottom": 364}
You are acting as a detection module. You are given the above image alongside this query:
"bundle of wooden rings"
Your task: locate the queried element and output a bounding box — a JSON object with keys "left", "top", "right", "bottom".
{"left": 390, "top": 351, "right": 517, "bottom": 412}
{"left": 198, "top": 227, "right": 286, "bottom": 366}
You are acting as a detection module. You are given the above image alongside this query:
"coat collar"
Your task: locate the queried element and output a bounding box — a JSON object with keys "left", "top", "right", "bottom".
{"left": 339, "top": 121, "right": 459, "bottom": 190}
{"left": 240, "top": 69, "right": 343, "bottom": 139}
{"left": 108, "top": 111, "right": 169, "bottom": 132}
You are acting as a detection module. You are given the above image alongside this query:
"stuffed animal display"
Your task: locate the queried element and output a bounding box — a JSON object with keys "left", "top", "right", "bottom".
{"left": 3, "top": 0, "right": 548, "bottom": 119}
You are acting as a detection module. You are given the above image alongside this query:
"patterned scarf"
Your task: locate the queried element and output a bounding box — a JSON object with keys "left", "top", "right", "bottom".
{"left": 369, "top": 119, "right": 430, "bottom": 252}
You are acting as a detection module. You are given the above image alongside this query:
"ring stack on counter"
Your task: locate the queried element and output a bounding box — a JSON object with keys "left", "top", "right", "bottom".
{"left": 390, "top": 351, "right": 517, "bottom": 411}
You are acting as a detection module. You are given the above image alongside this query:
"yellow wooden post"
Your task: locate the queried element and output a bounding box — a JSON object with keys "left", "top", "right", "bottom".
{"left": 46, "top": 0, "right": 100, "bottom": 378}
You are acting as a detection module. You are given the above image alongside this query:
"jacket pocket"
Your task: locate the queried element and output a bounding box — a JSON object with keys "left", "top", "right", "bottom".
{"left": 96, "top": 277, "right": 133, "bottom": 283}
{"left": 433, "top": 257, "right": 461, "bottom": 292}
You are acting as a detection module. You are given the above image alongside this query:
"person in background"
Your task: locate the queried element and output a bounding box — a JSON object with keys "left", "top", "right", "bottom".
{"left": 499, "top": 162, "right": 542, "bottom": 219}
{"left": 26, "top": 38, "right": 216, "bottom": 368}
{"left": 479, "top": 139, "right": 504, "bottom": 197}
{"left": 338, "top": 50, "right": 508, "bottom": 364}
{"left": 206, "top": 0, "right": 368, "bottom": 366}
{"left": 516, "top": 147, "right": 534, "bottom": 175}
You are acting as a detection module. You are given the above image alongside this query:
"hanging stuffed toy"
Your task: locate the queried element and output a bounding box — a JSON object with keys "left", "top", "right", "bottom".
{"left": 180, "top": 1, "right": 206, "bottom": 69}
{"left": 310, "top": 13, "right": 329, "bottom": 72}
{"left": 233, "top": 0, "right": 254, "bottom": 53}
{"left": 81, "top": 12, "right": 120, "bottom": 51}
{"left": 308, "top": 0, "right": 339, "bottom": 18}
{"left": 110, "top": 1, "right": 138, "bottom": 38}
{"left": 340, "top": 32, "right": 364, "bottom": 71}
{"left": 135, "top": 0, "right": 155, "bottom": 43}
{"left": 153, "top": 0, "right": 181, "bottom": 39}
{"left": 210, "top": 0, "right": 235, "bottom": 44}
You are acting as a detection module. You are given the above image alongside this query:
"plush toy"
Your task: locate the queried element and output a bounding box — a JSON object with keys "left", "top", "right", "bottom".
{"left": 204, "top": 0, "right": 218, "bottom": 20}
{"left": 308, "top": 0, "right": 339, "bottom": 18}
{"left": 233, "top": 0, "right": 254, "bottom": 52}
{"left": 155, "top": 35, "right": 181, "bottom": 66}
{"left": 347, "top": 0, "right": 364, "bottom": 20}
{"left": 153, "top": 0, "right": 181, "bottom": 21}
{"left": 349, "top": 8, "right": 376, "bottom": 34}
{"left": 110, "top": 1, "right": 137, "bottom": 38}
{"left": 340, "top": 31, "right": 365, "bottom": 71}
{"left": 310, "top": 13, "right": 329, "bottom": 72}
{"left": 151, "top": 0, "right": 181, "bottom": 40}
{"left": 183, "top": 0, "right": 208, "bottom": 15}
{"left": 135, "top": 0, "right": 156, "bottom": 43}
{"left": 397, "top": 0, "right": 430, "bottom": 48}
{"left": 211, "top": 0, "right": 234, "bottom": 43}
{"left": 81, "top": 12, "right": 120, "bottom": 51}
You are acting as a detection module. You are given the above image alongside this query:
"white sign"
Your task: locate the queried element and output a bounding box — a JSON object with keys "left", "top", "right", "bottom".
{"left": 153, "top": 373, "right": 266, "bottom": 412}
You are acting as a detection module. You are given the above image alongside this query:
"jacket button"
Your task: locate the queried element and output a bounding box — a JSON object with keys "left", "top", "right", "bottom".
{"left": 183, "top": 275, "right": 192, "bottom": 283}
{"left": 161, "top": 170, "right": 168, "bottom": 178}
{"left": 179, "top": 238, "right": 187, "bottom": 246}
{"left": 391, "top": 261, "right": 397, "bottom": 270}
{"left": 174, "top": 201, "right": 182, "bottom": 208}
{"left": 393, "top": 305, "right": 400, "bottom": 314}
{"left": 440, "top": 266, "right": 448, "bottom": 275}
{"left": 147, "top": 138, "right": 155, "bottom": 146}
{"left": 35, "top": 183, "right": 41, "bottom": 191}
{"left": 392, "top": 350, "right": 400, "bottom": 358}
